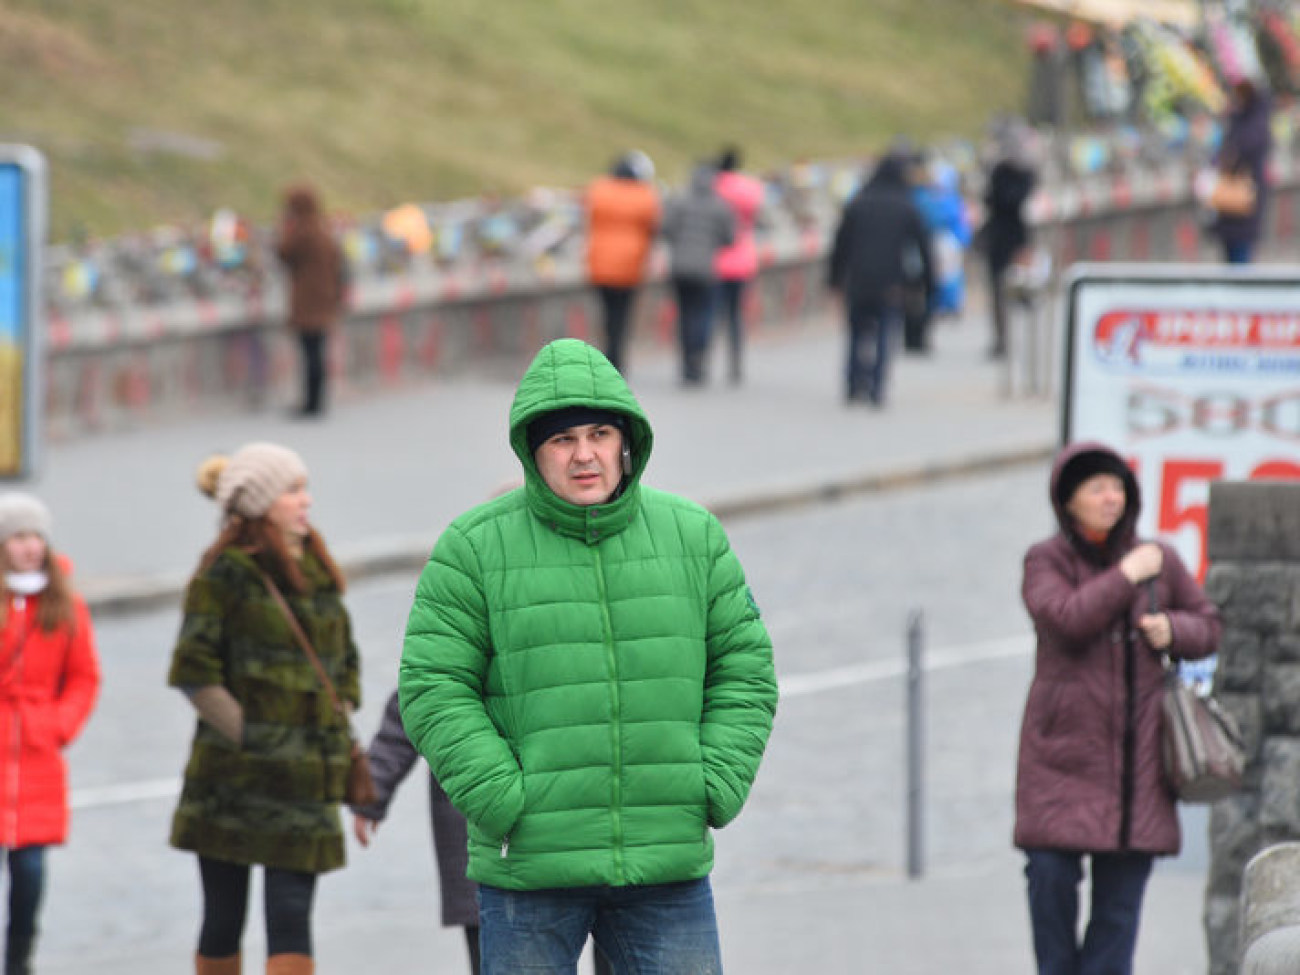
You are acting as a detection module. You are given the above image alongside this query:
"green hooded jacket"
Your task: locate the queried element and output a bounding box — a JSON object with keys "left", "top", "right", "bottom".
{"left": 400, "top": 338, "right": 777, "bottom": 890}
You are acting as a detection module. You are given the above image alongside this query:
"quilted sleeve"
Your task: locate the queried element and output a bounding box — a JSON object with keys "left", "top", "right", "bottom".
{"left": 1160, "top": 543, "right": 1221, "bottom": 662}
{"left": 700, "top": 516, "right": 778, "bottom": 829}
{"left": 1022, "top": 540, "right": 1136, "bottom": 647}
{"left": 399, "top": 525, "right": 524, "bottom": 842}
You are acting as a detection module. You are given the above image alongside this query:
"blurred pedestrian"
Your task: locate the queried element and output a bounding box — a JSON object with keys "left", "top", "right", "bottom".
{"left": 1016, "top": 442, "right": 1221, "bottom": 975}
{"left": 712, "top": 145, "right": 766, "bottom": 384}
{"left": 980, "top": 125, "right": 1036, "bottom": 359}
{"left": 169, "top": 442, "right": 361, "bottom": 975}
{"left": 350, "top": 689, "right": 481, "bottom": 972}
{"left": 0, "top": 493, "right": 100, "bottom": 975}
{"left": 399, "top": 338, "right": 777, "bottom": 974}
{"left": 275, "top": 184, "right": 347, "bottom": 418}
{"left": 909, "top": 156, "right": 971, "bottom": 350}
{"left": 584, "top": 152, "right": 661, "bottom": 375}
{"left": 827, "top": 152, "right": 933, "bottom": 406}
{"left": 662, "top": 163, "right": 735, "bottom": 385}
{"left": 1210, "top": 78, "right": 1273, "bottom": 265}
{"left": 350, "top": 690, "right": 616, "bottom": 975}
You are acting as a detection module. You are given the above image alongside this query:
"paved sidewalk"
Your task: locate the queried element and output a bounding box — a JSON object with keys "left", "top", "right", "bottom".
{"left": 26, "top": 310, "right": 1057, "bottom": 613}
{"left": 24, "top": 308, "right": 1220, "bottom": 974}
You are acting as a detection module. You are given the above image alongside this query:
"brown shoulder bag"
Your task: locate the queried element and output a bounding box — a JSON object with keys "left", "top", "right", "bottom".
{"left": 259, "top": 570, "right": 377, "bottom": 807}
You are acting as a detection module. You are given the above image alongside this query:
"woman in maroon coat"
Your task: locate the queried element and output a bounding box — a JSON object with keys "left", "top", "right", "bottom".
{"left": 1015, "top": 442, "right": 1219, "bottom": 975}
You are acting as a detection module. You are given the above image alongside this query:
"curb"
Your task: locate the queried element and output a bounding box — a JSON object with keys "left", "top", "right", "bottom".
{"left": 80, "top": 441, "right": 1055, "bottom": 618}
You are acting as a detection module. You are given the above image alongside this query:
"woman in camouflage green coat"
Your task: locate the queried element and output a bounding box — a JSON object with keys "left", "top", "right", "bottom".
{"left": 168, "top": 443, "right": 360, "bottom": 975}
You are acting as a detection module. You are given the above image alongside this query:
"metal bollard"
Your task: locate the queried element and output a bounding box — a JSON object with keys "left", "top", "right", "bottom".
{"left": 1241, "top": 843, "right": 1300, "bottom": 973}
{"left": 906, "top": 609, "right": 924, "bottom": 879}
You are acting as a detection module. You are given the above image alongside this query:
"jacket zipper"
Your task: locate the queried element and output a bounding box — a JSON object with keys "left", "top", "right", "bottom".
{"left": 3, "top": 598, "right": 27, "bottom": 847}
{"left": 592, "top": 547, "right": 625, "bottom": 883}
{"left": 1119, "top": 624, "right": 1136, "bottom": 849}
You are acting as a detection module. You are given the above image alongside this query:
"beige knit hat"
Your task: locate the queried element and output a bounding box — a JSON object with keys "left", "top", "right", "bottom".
{"left": 0, "top": 492, "right": 52, "bottom": 543}
{"left": 197, "top": 442, "right": 309, "bottom": 519}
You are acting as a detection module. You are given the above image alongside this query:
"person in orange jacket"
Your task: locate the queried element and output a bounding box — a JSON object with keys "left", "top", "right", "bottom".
{"left": 0, "top": 493, "right": 101, "bottom": 975}
{"left": 584, "top": 152, "right": 660, "bottom": 375}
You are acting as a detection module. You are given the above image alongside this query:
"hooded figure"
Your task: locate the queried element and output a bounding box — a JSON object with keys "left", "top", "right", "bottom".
{"left": 1014, "top": 442, "right": 1220, "bottom": 974}
{"left": 399, "top": 339, "right": 776, "bottom": 970}
{"left": 275, "top": 183, "right": 346, "bottom": 417}
{"left": 827, "top": 153, "right": 933, "bottom": 405}
{"left": 1212, "top": 78, "right": 1274, "bottom": 264}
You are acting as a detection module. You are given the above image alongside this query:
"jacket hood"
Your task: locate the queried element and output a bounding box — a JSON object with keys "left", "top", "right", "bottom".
{"left": 688, "top": 164, "right": 719, "bottom": 195}
{"left": 509, "top": 339, "right": 653, "bottom": 538}
{"left": 867, "top": 154, "right": 910, "bottom": 191}
{"left": 1049, "top": 441, "right": 1140, "bottom": 562}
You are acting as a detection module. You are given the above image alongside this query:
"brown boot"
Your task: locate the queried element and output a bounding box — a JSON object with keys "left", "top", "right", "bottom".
{"left": 195, "top": 955, "right": 241, "bottom": 975}
{"left": 266, "top": 954, "right": 313, "bottom": 975}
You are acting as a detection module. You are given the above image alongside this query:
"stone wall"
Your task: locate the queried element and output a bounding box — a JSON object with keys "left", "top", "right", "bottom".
{"left": 1203, "top": 481, "right": 1300, "bottom": 974}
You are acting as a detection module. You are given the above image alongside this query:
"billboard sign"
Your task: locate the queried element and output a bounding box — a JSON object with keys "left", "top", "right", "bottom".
{"left": 1063, "top": 263, "right": 1300, "bottom": 583}
{"left": 0, "top": 146, "right": 46, "bottom": 480}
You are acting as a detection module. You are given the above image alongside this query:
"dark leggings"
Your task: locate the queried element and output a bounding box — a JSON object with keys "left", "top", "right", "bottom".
{"left": 297, "top": 332, "right": 327, "bottom": 415}
{"left": 596, "top": 286, "right": 636, "bottom": 375}
{"left": 5, "top": 846, "right": 44, "bottom": 959}
{"left": 197, "top": 856, "right": 317, "bottom": 958}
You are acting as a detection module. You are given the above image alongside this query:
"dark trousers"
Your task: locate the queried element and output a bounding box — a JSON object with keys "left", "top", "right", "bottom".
{"left": 674, "top": 278, "right": 715, "bottom": 383}
{"left": 715, "top": 279, "right": 746, "bottom": 381}
{"left": 4, "top": 847, "right": 43, "bottom": 974}
{"left": 987, "top": 260, "right": 1009, "bottom": 356}
{"left": 845, "top": 302, "right": 897, "bottom": 404}
{"left": 197, "top": 855, "right": 318, "bottom": 958}
{"left": 1223, "top": 240, "right": 1253, "bottom": 264}
{"left": 297, "top": 332, "right": 327, "bottom": 415}
{"left": 596, "top": 286, "right": 636, "bottom": 374}
{"left": 1024, "top": 849, "right": 1153, "bottom": 975}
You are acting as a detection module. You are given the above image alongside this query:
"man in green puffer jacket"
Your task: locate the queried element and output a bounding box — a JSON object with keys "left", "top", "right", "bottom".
{"left": 400, "top": 338, "right": 777, "bottom": 974}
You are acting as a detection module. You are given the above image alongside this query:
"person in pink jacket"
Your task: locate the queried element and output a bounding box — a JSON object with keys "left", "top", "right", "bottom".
{"left": 1016, "top": 442, "right": 1220, "bottom": 975}
{"left": 712, "top": 147, "right": 765, "bottom": 384}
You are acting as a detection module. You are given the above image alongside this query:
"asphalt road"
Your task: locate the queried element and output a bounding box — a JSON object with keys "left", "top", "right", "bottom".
{"left": 35, "top": 462, "right": 1211, "bottom": 974}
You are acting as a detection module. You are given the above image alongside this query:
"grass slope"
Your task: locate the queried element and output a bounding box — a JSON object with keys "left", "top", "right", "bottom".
{"left": 0, "top": 0, "right": 1034, "bottom": 241}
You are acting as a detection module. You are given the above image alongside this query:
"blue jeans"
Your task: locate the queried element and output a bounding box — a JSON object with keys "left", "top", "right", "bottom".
{"left": 5, "top": 846, "right": 44, "bottom": 966}
{"left": 845, "top": 303, "right": 898, "bottom": 404}
{"left": 1024, "top": 849, "right": 1153, "bottom": 975}
{"left": 1223, "top": 240, "right": 1253, "bottom": 264}
{"left": 478, "top": 877, "right": 722, "bottom": 974}
{"left": 674, "top": 278, "right": 716, "bottom": 383}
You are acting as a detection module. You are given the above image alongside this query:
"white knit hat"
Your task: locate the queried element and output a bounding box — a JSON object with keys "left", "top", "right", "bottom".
{"left": 197, "top": 442, "right": 309, "bottom": 519}
{"left": 0, "top": 492, "right": 53, "bottom": 543}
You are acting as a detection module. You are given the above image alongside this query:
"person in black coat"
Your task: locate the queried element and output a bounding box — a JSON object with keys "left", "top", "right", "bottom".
{"left": 1211, "top": 78, "right": 1273, "bottom": 265}
{"left": 980, "top": 144, "right": 1036, "bottom": 359}
{"left": 827, "top": 153, "right": 934, "bottom": 407}
{"left": 350, "top": 691, "right": 614, "bottom": 975}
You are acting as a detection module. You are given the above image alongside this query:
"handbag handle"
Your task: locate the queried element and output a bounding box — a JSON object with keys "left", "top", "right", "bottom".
{"left": 258, "top": 568, "right": 351, "bottom": 729}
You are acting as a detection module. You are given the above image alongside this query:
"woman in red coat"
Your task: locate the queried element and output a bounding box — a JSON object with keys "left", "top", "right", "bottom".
{"left": 0, "top": 493, "right": 100, "bottom": 975}
{"left": 1015, "top": 443, "right": 1220, "bottom": 974}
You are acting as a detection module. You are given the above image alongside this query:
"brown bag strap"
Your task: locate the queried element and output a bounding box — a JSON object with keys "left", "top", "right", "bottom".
{"left": 258, "top": 569, "right": 350, "bottom": 729}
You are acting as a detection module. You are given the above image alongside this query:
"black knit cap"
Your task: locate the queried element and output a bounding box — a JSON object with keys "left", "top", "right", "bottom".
{"left": 1054, "top": 449, "right": 1132, "bottom": 508}
{"left": 526, "top": 406, "right": 626, "bottom": 455}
